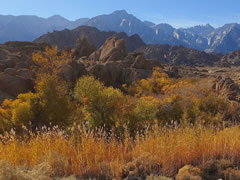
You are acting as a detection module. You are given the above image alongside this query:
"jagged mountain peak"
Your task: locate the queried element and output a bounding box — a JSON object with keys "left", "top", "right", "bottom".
{"left": 112, "top": 10, "right": 129, "bottom": 16}
{"left": 155, "top": 23, "right": 174, "bottom": 30}
{"left": 205, "top": 23, "right": 214, "bottom": 28}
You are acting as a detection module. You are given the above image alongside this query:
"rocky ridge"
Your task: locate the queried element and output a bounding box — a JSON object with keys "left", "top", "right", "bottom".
{"left": 135, "top": 44, "right": 223, "bottom": 66}
{"left": 34, "top": 26, "right": 146, "bottom": 52}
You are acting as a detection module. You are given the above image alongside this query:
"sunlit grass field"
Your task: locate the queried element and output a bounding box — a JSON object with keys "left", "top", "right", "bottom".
{"left": 1, "top": 125, "right": 240, "bottom": 179}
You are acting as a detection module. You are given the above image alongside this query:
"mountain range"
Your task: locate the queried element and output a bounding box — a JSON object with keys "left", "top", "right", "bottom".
{"left": 1, "top": 10, "right": 240, "bottom": 54}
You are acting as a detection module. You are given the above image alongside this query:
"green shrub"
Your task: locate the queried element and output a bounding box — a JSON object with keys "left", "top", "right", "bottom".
{"left": 74, "top": 76, "right": 124, "bottom": 130}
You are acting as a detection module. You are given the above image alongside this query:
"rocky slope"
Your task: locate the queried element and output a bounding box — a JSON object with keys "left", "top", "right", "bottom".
{"left": 206, "top": 23, "right": 240, "bottom": 54}
{"left": 135, "top": 44, "right": 223, "bottom": 66}
{"left": 0, "top": 36, "right": 157, "bottom": 100}
{"left": 0, "top": 41, "right": 48, "bottom": 101}
{"left": 34, "top": 26, "right": 146, "bottom": 52}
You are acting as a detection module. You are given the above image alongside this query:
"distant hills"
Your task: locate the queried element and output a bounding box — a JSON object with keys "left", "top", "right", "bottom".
{"left": 0, "top": 15, "right": 89, "bottom": 43}
{"left": 1, "top": 10, "right": 240, "bottom": 54}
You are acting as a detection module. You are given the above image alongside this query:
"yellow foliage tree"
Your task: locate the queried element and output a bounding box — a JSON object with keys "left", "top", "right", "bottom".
{"left": 0, "top": 47, "right": 74, "bottom": 132}
{"left": 32, "top": 46, "right": 72, "bottom": 82}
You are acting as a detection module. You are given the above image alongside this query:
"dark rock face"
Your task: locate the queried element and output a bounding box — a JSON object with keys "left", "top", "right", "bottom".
{"left": 212, "top": 76, "right": 240, "bottom": 102}
{"left": 135, "top": 44, "right": 223, "bottom": 66}
{"left": 34, "top": 26, "right": 145, "bottom": 52}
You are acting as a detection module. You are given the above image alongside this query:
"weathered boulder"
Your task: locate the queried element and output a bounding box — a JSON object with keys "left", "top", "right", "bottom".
{"left": 89, "top": 36, "right": 127, "bottom": 62}
{"left": 16, "top": 68, "right": 32, "bottom": 79}
{"left": 4, "top": 68, "right": 17, "bottom": 76}
{"left": 131, "top": 54, "right": 154, "bottom": 70}
{"left": 89, "top": 61, "right": 137, "bottom": 86}
{"left": 0, "top": 73, "right": 34, "bottom": 97}
{"left": 59, "top": 60, "right": 87, "bottom": 82}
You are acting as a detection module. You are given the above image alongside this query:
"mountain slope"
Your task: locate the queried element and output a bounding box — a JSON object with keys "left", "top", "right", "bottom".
{"left": 85, "top": 10, "right": 156, "bottom": 44}
{"left": 83, "top": 10, "right": 240, "bottom": 54}
{"left": 207, "top": 24, "right": 240, "bottom": 54}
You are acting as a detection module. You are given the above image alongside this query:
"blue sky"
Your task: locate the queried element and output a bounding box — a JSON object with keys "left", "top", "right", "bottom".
{"left": 1, "top": 0, "right": 240, "bottom": 28}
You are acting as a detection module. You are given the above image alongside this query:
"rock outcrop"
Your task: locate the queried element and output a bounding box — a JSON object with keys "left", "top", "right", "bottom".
{"left": 77, "top": 36, "right": 161, "bottom": 86}
{"left": 0, "top": 73, "right": 34, "bottom": 97}
{"left": 212, "top": 76, "right": 240, "bottom": 102}
{"left": 89, "top": 36, "right": 127, "bottom": 62}
{"left": 0, "top": 42, "right": 47, "bottom": 99}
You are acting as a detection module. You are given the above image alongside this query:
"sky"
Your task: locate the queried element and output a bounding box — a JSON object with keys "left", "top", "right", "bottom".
{"left": 1, "top": 0, "right": 240, "bottom": 28}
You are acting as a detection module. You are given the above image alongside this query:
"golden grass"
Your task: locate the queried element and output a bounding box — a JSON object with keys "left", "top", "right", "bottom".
{"left": 1, "top": 126, "right": 240, "bottom": 178}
